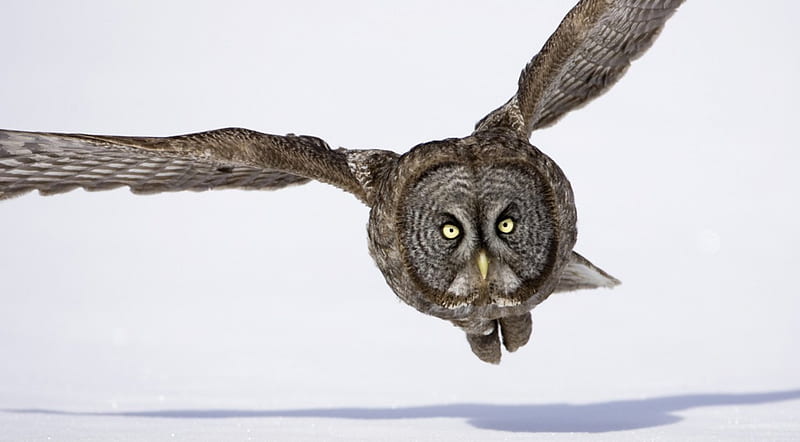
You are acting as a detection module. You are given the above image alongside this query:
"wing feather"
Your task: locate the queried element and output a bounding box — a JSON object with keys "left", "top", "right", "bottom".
{"left": 0, "top": 128, "right": 368, "bottom": 202}
{"left": 475, "top": 0, "right": 684, "bottom": 137}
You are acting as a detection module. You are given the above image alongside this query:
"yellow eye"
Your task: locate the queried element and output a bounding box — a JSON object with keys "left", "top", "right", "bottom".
{"left": 442, "top": 223, "right": 461, "bottom": 240}
{"left": 497, "top": 217, "right": 515, "bottom": 234}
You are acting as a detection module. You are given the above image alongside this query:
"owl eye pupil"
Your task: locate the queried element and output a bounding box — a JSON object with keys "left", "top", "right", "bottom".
{"left": 441, "top": 223, "right": 461, "bottom": 240}
{"left": 497, "top": 217, "right": 515, "bottom": 234}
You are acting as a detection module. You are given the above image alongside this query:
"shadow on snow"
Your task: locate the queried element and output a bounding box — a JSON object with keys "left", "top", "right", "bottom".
{"left": 6, "top": 389, "right": 800, "bottom": 433}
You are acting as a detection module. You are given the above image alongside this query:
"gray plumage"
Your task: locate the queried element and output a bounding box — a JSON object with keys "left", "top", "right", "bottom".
{"left": 0, "top": 0, "right": 684, "bottom": 363}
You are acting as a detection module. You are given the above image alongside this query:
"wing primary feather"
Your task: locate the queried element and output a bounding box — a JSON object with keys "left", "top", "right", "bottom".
{"left": 475, "top": 0, "right": 685, "bottom": 138}
{"left": 0, "top": 128, "right": 368, "bottom": 202}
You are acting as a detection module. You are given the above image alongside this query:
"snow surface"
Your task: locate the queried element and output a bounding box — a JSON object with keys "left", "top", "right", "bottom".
{"left": 1, "top": 1, "right": 799, "bottom": 441}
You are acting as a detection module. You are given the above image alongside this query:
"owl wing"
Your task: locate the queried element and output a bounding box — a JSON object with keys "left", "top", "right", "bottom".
{"left": 475, "top": 0, "right": 684, "bottom": 137}
{"left": 0, "top": 127, "right": 371, "bottom": 203}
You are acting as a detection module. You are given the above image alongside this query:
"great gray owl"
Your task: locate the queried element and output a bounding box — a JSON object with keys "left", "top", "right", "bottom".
{"left": 0, "top": 0, "right": 684, "bottom": 363}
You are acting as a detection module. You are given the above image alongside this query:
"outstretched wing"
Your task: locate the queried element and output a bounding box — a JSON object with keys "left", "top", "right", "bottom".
{"left": 476, "top": 0, "right": 684, "bottom": 137}
{"left": 0, "top": 128, "right": 369, "bottom": 203}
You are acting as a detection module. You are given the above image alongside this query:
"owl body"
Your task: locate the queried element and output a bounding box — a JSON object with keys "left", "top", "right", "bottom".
{"left": 367, "top": 129, "right": 576, "bottom": 321}
{"left": 361, "top": 129, "right": 580, "bottom": 361}
{"left": 0, "top": 0, "right": 685, "bottom": 363}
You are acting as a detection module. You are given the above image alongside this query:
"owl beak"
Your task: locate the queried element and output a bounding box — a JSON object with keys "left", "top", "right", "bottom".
{"left": 477, "top": 250, "right": 489, "bottom": 281}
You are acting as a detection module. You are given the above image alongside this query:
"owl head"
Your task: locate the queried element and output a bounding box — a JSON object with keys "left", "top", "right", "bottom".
{"left": 368, "top": 129, "right": 585, "bottom": 324}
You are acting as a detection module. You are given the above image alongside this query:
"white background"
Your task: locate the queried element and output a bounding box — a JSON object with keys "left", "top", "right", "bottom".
{"left": 1, "top": 1, "right": 798, "bottom": 441}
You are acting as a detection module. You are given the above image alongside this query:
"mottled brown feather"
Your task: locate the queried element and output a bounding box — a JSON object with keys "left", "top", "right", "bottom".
{"left": 476, "top": 0, "right": 684, "bottom": 137}
{"left": 0, "top": 128, "right": 368, "bottom": 203}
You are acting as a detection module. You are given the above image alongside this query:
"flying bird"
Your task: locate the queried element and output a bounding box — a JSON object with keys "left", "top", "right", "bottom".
{"left": 0, "top": 0, "right": 685, "bottom": 363}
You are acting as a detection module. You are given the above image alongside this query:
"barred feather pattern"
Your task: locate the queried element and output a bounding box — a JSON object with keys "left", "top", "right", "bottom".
{"left": 476, "top": 0, "right": 685, "bottom": 137}
{"left": 0, "top": 130, "right": 314, "bottom": 200}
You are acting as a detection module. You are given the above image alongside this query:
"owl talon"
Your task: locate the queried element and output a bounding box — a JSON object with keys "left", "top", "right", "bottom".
{"left": 499, "top": 312, "right": 532, "bottom": 352}
{"left": 465, "top": 321, "right": 501, "bottom": 364}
